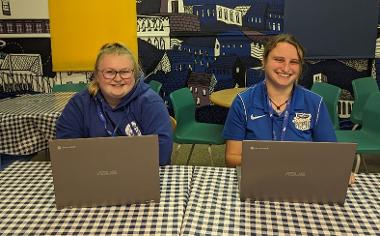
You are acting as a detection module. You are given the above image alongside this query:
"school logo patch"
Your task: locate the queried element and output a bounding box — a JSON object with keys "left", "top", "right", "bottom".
{"left": 125, "top": 121, "right": 142, "bottom": 136}
{"left": 292, "top": 113, "right": 312, "bottom": 131}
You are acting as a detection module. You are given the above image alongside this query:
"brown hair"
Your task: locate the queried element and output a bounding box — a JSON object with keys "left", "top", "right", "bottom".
{"left": 88, "top": 42, "right": 143, "bottom": 96}
{"left": 262, "top": 34, "right": 305, "bottom": 76}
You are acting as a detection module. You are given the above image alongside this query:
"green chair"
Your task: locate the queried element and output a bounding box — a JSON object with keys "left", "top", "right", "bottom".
{"left": 335, "top": 92, "right": 380, "bottom": 173}
{"left": 350, "top": 77, "right": 379, "bottom": 130}
{"left": 148, "top": 80, "right": 162, "bottom": 94}
{"left": 52, "top": 82, "right": 88, "bottom": 92}
{"left": 170, "top": 88, "right": 224, "bottom": 165}
{"left": 311, "top": 82, "right": 341, "bottom": 129}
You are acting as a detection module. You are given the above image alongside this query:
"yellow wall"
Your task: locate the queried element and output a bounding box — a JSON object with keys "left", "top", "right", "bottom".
{"left": 49, "top": 0, "right": 137, "bottom": 72}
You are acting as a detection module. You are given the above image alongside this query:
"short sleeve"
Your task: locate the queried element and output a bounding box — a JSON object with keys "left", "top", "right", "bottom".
{"left": 223, "top": 95, "right": 247, "bottom": 141}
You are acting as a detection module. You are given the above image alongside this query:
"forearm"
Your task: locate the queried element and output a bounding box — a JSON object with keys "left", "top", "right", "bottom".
{"left": 225, "top": 153, "right": 242, "bottom": 167}
{"left": 225, "top": 140, "right": 243, "bottom": 167}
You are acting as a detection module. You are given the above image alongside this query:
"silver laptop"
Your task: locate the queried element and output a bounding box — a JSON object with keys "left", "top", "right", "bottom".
{"left": 49, "top": 135, "right": 160, "bottom": 209}
{"left": 239, "top": 140, "right": 356, "bottom": 205}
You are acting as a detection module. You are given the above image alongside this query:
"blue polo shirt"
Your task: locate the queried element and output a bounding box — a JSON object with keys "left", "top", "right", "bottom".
{"left": 223, "top": 81, "right": 337, "bottom": 142}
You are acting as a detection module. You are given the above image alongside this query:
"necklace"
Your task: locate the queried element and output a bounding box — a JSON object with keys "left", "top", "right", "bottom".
{"left": 269, "top": 97, "right": 288, "bottom": 111}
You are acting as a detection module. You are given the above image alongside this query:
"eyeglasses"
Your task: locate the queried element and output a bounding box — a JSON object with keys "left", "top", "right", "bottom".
{"left": 99, "top": 69, "right": 134, "bottom": 79}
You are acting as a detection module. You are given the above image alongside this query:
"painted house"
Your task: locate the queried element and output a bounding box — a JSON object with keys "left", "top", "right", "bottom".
{"left": 180, "top": 36, "right": 219, "bottom": 72}
{"left": 217, "top": 31, "right": 252, "bottom": 57}
{"left": 266, "top": 2, "right": 283, "bottom": 33}
{"left": 243, "top": 1, "right": 267, "bottom": 31}
{"left": 187, "top": 72, "right": 214, "bottom": 107}
{"left": 0, "top": 53, "right": 53, "bottom": 92}
{"left": 192, "top": 4, "right": 243, "bottom": 31}
{"left": 148, "top": 69, "right": 191, "bottom": 107}
{"left": 240, "top": 55, "right": 262, "bottom": 87}
{"left": 208, "top": 55, "right": 244, "bottom": 90}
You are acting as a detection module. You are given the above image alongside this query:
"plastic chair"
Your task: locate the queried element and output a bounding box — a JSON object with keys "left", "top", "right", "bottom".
{"left": 169, "top": 116, "right": 177, "bottom": 131}
{"left": 52, "top": 83, "right": 88, "bottom": 92}
{"left": 170, "top": 88, "right": 224, "bottom": 165}
{"left": 335, "top": 92, "right": 380, "bottom": 173}
{"left": 350, "top": 77, "right": 379, "bottom": 130}
{"left": 148, "top": 80, "right": 162, "bottom": 94}
{"left": 311, "top": 82, "right": 341, "bottom": 129}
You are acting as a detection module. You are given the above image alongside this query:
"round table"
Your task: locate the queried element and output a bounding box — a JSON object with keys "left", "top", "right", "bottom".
{"left": 209, "top": 88, "right": 247, "bottom": 108}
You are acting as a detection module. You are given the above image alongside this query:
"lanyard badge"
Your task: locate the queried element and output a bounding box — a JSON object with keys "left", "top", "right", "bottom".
{"left": 95, "top": 97, "right": 119, "bottom": 137}
{"left": 267, "top": 97, "right": 290, "bottom": 141}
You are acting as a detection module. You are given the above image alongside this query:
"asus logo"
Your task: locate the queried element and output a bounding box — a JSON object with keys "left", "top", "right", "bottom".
{"left": 250, "top": 147, "right": 269, "bottom": 150}
{"left": 57, "top": 145, "right": 76, "bottom": 150}
{"left": 97, "top": 170, "right": 118, "bottom": 176}
{"left": 285, "top": 172, "right": 306, "bottom": 177}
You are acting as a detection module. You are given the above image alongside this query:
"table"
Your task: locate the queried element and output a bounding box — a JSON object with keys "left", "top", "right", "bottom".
{"left": 209, "top": 88, "right": 247, "bottom": 108}
{"left": 0, "top": 93, "right": 74, "bottom": 156}
{"left": 181, "top": 167, "right": 380, "bottom": 235}
{"left": 0, "top": 162, "right": 193, "bottom": 235}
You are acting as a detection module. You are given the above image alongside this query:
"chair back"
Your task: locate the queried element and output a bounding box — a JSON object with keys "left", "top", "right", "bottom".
{"left": 169, "top": 88, "right": 196, "bottom": 128}
{"left": 351, "top": 77, "right": 379, "bottom": 125}
{"left": 361, "top": 92, "right": 380, "bottom": 136}
{"left": 169, "top": 116, "right": 177, "bottom": 131}
{"left": 52, "top": 83, "right": 88, "bottom": 92}
{"left": 311, "top": 82, "right": 341, "bottom": 129}
{"left": 148, "top": 80, "right": 162, "bottom": 94}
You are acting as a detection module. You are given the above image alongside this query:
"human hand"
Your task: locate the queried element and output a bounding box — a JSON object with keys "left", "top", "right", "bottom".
{"left": 349, "top": 173, "right": 355, "bottom": 185}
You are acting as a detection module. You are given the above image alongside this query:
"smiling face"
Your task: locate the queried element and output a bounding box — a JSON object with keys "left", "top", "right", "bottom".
{"left": 95, "top": 53, "right": 136, "bottom": 107}
{"left": 263, "top": 42, "right": 302, "bottom": 90}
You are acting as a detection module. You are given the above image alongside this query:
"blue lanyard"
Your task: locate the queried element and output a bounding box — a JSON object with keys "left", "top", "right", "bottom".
{"left": 95, "top": 98, "right": 119, "bottom": 137}
{"left": 267, "top": 97, "right": 290, "bottom": 141}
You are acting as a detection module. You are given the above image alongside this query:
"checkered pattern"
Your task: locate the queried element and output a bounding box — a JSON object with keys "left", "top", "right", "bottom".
{"left": 0, "top": 93, "right": 74, "bottom": 155}
{"left": 181, "top": 167, "right": 380, "bottom": 235}
{"left": 0, "top": 162, "right": 193, "bottom": 235}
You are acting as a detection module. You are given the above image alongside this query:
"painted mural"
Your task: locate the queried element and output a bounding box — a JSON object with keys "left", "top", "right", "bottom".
{"left": 0, "top": 0, "right": 379, "bottom": 126}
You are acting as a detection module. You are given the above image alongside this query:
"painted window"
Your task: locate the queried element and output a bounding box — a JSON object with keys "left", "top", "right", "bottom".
{"left": 36, "top": 23, "right": 43, "bottom": 33}
{"left": 16, "top": 23, "right": 23, "bottom": 33}
{"left": 25, "top": 23, "right": 32, "bottom": 33}
{"left": 6, "top": 23, "right": 14, "bottom": 33}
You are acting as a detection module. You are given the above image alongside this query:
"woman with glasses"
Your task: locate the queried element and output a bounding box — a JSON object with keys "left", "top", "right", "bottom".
{"left": 56, "top": 42, "right": 172, "bottom": 165}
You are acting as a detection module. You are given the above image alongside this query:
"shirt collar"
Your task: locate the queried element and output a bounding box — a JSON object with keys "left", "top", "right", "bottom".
{"left": 252, "top": 81, "right": 305, "bottom": 114}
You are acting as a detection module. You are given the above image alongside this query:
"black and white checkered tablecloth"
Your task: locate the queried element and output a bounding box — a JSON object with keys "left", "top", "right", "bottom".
{"left": 0, "top": 93, "right": 74, "bottom": 155}
{"left": 181, "top": 167, "right": 380, "bottom": 235}
{"left": 0, "top": 162, "right": 193, "bottom": 235}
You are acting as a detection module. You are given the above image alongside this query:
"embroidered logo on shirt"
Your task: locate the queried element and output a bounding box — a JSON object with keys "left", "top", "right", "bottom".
{"left": 251, "top": 114, "right": 266, "bottom": 121}
{"left": 292, "top": 113, "right": 312, "bottom": 131}
{"left": 125, "top": 121, "right": 142, "bottom": 136}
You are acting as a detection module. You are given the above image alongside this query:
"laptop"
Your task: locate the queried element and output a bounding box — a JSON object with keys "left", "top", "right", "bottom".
{"left": 239, "top": 140, "right": 357, "bottom": 205}
{"left": 49, "top": 135, "right": 160, "bottom": 209}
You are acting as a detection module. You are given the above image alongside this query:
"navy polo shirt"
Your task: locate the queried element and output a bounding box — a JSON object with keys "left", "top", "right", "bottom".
{"left": 223, "top": 81, "right": 337, "bottom": 142}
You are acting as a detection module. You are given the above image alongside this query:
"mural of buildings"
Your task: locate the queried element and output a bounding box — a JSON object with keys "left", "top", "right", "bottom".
{"left": 1, "top": 0, "right": 380, "bottom": 123}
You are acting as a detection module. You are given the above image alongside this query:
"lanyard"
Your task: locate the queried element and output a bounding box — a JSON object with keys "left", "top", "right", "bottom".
{"left": 267, "top": 97, "right": 290, "bottom": 141}
{"left": 95, "top": 98, "right": 119, "bottom": 137}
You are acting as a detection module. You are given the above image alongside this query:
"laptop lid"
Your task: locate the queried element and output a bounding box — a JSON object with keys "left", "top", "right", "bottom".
{"left": 240, "top": 140, "right": 356, "bottom": 205}
{"left": 49, "top": 135, "right": 160, "bottom": 209}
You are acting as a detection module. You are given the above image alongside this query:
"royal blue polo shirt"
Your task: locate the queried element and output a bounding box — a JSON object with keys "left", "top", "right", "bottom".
{"left": 223, "top": 81, "right": 337, "bottom": 142}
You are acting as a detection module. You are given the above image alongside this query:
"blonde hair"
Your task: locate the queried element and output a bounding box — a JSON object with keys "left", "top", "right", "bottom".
{"left": 262, "top": 34, "right": 305, "bottom": 77}
{"left": 88, "top": 42, "right": 143, "bottom": 96}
